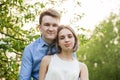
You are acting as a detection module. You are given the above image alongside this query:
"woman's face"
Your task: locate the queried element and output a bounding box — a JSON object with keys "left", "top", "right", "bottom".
{"left": 58, "top": 28, "right": 75, "bottom": 51}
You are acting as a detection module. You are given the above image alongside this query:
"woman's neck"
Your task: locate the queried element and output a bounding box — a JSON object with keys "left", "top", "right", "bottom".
{"left": 58, "top": 51, "right": 73, "bottom": 61}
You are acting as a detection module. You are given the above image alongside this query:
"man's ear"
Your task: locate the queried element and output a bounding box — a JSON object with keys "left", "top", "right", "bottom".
{"left": 38, "top": 25, "right": 42, "bottom": 31}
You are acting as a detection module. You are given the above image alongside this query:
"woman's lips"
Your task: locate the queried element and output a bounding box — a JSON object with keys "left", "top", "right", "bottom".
{"left": 64, "top": 44, "right": 70, "bottom": 47}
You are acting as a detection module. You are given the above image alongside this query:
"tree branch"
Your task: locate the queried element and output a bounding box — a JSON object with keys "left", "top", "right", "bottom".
{"left": 0, "top": 32, "right": 26, "bottom": 41}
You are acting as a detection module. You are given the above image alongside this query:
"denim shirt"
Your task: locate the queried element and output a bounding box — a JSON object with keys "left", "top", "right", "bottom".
{"left": 20, "top": 37, "right": 56, "bottom": 80}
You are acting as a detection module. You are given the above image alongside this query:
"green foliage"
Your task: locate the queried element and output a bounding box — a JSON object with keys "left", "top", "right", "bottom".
{"left": 77, "top": 13, "right": 120, "bottom": 80}
{"left": 0, "top": 0, "right": 44, "bottom": 79}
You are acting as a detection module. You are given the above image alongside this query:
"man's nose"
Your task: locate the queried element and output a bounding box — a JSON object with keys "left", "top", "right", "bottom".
{"left": 48, "top": 25, "right": 54, "bottom": 30}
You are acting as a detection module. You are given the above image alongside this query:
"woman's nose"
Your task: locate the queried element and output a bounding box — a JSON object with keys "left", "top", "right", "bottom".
{"left": 65, "top": 37, "right": 69, "bottom": 42}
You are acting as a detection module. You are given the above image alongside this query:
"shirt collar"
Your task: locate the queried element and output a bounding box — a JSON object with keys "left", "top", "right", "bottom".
{"left": 39, "top": 36, "right": 56, "bottom": 47}
{"left": 39, "top": 36, "right": 48, "bottom": 47}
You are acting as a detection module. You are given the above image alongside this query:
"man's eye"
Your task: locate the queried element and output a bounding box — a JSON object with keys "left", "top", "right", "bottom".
{"left": 44, "top": 23, "right": 50, "bottom": 26}
{"left": 53, "top": 24, "right": 58, "bottom": 27}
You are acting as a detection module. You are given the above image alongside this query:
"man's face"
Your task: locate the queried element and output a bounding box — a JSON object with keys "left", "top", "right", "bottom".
{"left": 39, "top": 15, "right": 60, "bottom": 44}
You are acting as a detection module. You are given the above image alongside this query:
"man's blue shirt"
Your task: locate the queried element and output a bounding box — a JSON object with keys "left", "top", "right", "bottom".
{"left": 20, "top": 37, "right": 56, "bottom": 80}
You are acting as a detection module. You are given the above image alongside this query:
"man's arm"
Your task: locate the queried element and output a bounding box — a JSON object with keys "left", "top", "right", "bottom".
{"left": 20, "top": 46, "right": 33, "bottom": 80}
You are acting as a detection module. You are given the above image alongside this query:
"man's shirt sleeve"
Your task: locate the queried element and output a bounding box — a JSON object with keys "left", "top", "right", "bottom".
{"left": 73, "top": 52, "right": 76, "bottom": 58}
{"left": 20, "top": 46, "right": 33, "bottom": 80}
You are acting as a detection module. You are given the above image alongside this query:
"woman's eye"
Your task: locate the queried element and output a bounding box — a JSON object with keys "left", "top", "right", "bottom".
{"left": 60, "top": 36, "right": 65, "bottom": 40}
{"left": 68, "top": 35, "right": 73, "bottom": 38}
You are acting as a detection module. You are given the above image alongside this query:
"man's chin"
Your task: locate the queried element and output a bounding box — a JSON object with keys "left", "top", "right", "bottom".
{"left": 47, "top": 37, "right": 56, "bottom": 40}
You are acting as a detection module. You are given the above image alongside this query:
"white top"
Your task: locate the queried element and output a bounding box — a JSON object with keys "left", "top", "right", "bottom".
{"left": 45, "top": 54, "right": 80, "bottom": 80}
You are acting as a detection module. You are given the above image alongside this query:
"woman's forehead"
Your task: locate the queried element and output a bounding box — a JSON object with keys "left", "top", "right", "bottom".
{"left": 59, "top": 28, "right": 73, "bottom": 36}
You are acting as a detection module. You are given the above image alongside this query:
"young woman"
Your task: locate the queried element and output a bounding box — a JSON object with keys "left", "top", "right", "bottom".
{"left": 39, "top": 25, "right": 89, "bottom": 80}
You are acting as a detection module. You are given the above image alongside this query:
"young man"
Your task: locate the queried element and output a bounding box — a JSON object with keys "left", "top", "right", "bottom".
{"left": 20, "top": 8, "right": 61, "bottom": 80}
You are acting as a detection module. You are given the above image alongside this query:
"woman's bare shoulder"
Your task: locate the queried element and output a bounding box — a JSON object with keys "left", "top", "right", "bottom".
{"left": 41, "top": 55, "right": 53, "bottom": 63}
{"left": 79, "top": 62, "right": 88, "bottom": 70}
{"left": 79, "top": 62, "right": 89, "bottom": 80}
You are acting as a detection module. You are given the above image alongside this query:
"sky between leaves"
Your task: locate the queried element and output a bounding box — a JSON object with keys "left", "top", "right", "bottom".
{"left": 23, "top": 0, "right": 120, "bottom": 36}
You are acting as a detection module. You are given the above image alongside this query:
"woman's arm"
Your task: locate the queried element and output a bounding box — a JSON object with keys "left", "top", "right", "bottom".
{"left": 80, "top": 62, "right": 89, "bottom": 80}
{"left": 39, "top": 56, "right": 51, "bottom": 80}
